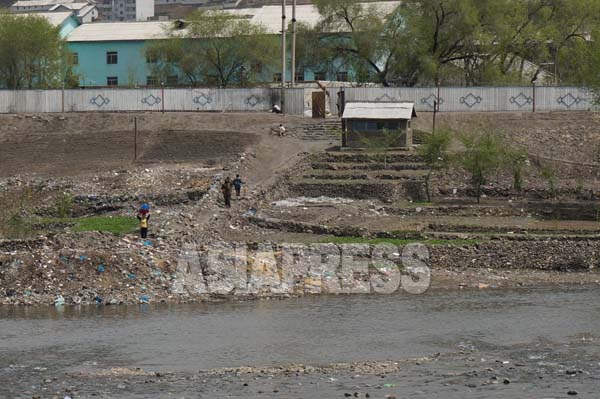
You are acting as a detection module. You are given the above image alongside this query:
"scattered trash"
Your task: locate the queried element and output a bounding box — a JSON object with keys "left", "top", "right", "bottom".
{"left": 94, "top": 296, "right": 103, "bottom": 304}
{"left": 79, "top": 255, "right": 88, "bottom": 262}
{"left": 242, "top": 208, "right": 258, "bottom": 217}
{"left": 272, "top": 196, "right": 354, "bottom": 207}
{"left": 143, "top": 240, "right": 153, "bottom": 247}
{"left": 54, "top": 295, "right": 65, "bottom": 306}
{"left": 139, "top": 295, "right": 150, "bottom": 303}
{"left": 128, "top": 273, "right": 136, "bottom": 279}
{"left": 97, "top": 264, "right": 106, "bottom": 273}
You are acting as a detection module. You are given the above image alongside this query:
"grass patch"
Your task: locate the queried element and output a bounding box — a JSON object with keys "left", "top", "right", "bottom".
{"left": 322, "top": 236, "right": 480, "bottom": 246}
{"left": 39, "top": 216, "right": 138, "bottom": 235}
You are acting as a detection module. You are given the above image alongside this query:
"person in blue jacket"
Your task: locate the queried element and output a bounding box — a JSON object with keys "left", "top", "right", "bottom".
{"left": 233, "top": 174, "right": 244, "bottom": 198}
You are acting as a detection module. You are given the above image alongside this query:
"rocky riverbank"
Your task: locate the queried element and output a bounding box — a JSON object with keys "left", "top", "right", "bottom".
{"left": 2, "top": 232, "right": 599, "bottom": 306}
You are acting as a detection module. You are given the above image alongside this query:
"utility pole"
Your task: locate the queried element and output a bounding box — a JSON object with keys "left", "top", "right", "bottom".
{"left": 291, "top": 0, "right": 297, "bottom": 88}
{"left": 433, "top": 79, "right": 440, "bottom": 132}
{"left": 134, "top": 116, "right": 138, "bottom": 161}
{"left": 281, "top": 0, "right": 287, "bottom": 114}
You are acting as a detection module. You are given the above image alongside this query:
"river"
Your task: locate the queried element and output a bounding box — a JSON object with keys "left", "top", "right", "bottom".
{"left": 1, "top": 286, "right": 599, "bottom": 398}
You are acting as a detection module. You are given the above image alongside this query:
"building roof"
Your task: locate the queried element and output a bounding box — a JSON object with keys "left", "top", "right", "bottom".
{"left": 225, "top": 2, "right": 400, "bottom": 34}
{"left": 67, "top": 21, "right": 176, "bottom": 42}
{"left": 11, "top": 0, "right": 84, "bottom": 7}
{"left": 66, "top": 1, "right": 399, "bottom": 42}
{"left": 18, "top": 11, "right": 75, "bottom": 26}
{"left": 342, "top": 102, "right": 417, "bottom": 120}
{"left": 49, "top": 2, "right": 93, "bottom": 11}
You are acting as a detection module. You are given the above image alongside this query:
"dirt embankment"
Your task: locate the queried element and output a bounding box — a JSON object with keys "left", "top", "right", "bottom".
{"left": 0, "top": 112, "right": 312, "bottom": 177}
{"left": 2, "top": 111, "right": 600, "bottom": 306}
{"left": 416, "top": 111, "right": 600, "bottom": 168}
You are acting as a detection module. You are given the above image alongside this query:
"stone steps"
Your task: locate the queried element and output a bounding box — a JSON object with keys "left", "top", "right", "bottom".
{"left": 303, "top": 170, "right": 428, "bottom": 180}
{"left": 292, "top": 120, "right": 342, "bottom": 141}
{"left": 310, "top": 161, "right": 429, "bottom": 171}
{"left": 315, "top": 152, "right": 423, "bottom": 163}
{"left": 289, "top": 178, "right": 426, "bottom": 202}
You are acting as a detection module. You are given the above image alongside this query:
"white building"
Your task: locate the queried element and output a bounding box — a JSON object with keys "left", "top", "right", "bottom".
{"left": 96, "top": 0, "right": 154, "bottom": 21}
{"left": 10, "top": 0, "right": 99, "bottom": 23}
{"left": 155, "top": 0, "right": 239, "bottom": 7}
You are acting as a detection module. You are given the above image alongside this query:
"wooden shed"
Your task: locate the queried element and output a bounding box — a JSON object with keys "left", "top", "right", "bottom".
{"left": 341, "top": 101, "right": 417, "bottom": 148}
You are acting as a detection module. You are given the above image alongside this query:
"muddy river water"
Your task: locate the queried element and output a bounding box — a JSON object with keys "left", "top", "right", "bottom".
{"left": 1, "top": 286, "right": 599, "bottom": 398}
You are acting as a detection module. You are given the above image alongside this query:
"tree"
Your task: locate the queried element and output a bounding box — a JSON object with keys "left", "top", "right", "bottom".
{"left": 418, "top": 129, "right": 451, "bottom": 202}
{"left": 308, "top": 0, "right": 600, "bottom": 87}
{"left": 310, "top": 0, "right": 408, "bottom": 86}
{"left": 0, "top": 13, "right": 65, "bottom": 89}
{"left": 459, "top": 132, "right": 503, "bottom": 203}
{"left": 540, "top": 166, "right": 557, "bottom": 199}
{"left": 147, "top": 11, "right": 278, "bottom": 88}
{"left": 503, "top": 147, "right": 528, "bottom": 191}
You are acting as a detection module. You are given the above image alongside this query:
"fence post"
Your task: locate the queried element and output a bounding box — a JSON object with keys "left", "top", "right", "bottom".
{"left": 161, "top": 83, "right": 165, "bottom": 113}
{"left": 532, "top": 83, "right": 536, "bottom": 113}
{"left": 134, "top": 116, "right": 138, "bottom": 161}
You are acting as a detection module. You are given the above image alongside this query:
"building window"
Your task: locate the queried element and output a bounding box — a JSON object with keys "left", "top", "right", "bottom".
{"left": 314, "top": 71, "right": 326, "bottom": 81}
{"left": 273, "top": 73, "right": 282, "bottom": 82}
{"left": 166, "top": 75, "right": 178, "bottom": 85}
{"left": 146, "top": 76, "right": 158, "bottom": 86}
{"left": 107, "top": 76, "right": 118, "bottom": 86}
{"left": 295, "top": 70, "right": 305, "bottom": 82}
{"left": 106, "top": 51, "right": 118, "bottom": 64}
{"left": 71, "top": 52, "right": 79, "bottom": 65}
{"left": 336, "top": 71, "right": 348, "bottom": 82}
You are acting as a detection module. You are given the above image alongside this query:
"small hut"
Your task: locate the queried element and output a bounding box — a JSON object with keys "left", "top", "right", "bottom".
{"left": 341, "top": 101, "right": 417, "bottom": 148}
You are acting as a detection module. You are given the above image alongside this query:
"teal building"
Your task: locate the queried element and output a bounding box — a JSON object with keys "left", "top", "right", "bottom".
{"left": 64, "top": 2, "right": 399, "bottom": 87}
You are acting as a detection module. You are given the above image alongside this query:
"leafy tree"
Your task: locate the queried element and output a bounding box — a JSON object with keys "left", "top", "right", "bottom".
{"left": 147, "top": 11, "right": 278, "bottom": 87}
{"left": 503, "top": 147, "right": 528, "bottom": 192}
{"left": 0, "top": 13, "right": 64, "bottom": 89}
{"left": 540, "top": 166, "right": 557, "bottom": 199}
{"left": 307, "top": 0, "right": 600, "bottom": 87}
{"left": 459, "top": 132, "right": 503, "bottom": 203}
{"left": 310, "top": 0, "right": 409, "bottom": 86}
{"left": 418, "top": 129, "right": 451, "bottom": 202}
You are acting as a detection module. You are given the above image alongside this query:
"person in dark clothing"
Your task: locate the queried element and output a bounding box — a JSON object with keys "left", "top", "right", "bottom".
{"left": 221, "top": 177, "right": 233, "bottom": 208}
{"left": 233, "top": 174, "right": 244, "bottom": 197}
{"left": 137, "top": 204, "right": 150, "bottom": 238}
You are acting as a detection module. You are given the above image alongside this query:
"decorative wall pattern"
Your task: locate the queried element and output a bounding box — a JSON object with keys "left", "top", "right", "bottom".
{"left": 0, "top": 87, "right": 595, "bottom": 115}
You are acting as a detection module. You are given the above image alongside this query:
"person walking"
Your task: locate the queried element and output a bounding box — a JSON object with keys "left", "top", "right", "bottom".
{"left": 221, "top": 177, "right": 233, "bottom": 208}
{"left": 137, "top": 203, "right": 150, "bottom": 239}
{"left": 233, "top": 174, "right": 244, "bottom": 198}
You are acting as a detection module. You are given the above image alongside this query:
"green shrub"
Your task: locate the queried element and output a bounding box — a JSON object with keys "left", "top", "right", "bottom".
{"left": 54, "top": 192, "right": 74, "bottom": 218}
{"left": 418, "top": 129, "right": 451, "bottom": 201}
{"left": 459, "top": 132, "right": 503, "bottom": 203}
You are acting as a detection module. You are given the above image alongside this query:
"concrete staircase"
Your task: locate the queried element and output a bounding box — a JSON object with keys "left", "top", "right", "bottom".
{"left": 292, "top": 119, "right": 342, "bottom": 141}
